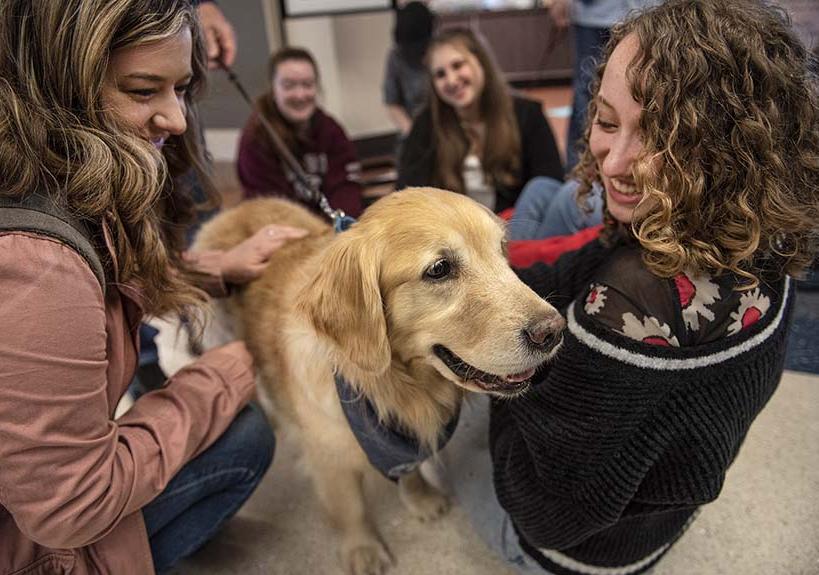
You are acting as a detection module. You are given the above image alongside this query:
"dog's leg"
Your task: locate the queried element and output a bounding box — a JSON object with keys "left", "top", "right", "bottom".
{"left": 308, "top": 455, "right": 393, "bottom": 575}
{"left": 397, "top": 467, "right": 450, "bottom": 521}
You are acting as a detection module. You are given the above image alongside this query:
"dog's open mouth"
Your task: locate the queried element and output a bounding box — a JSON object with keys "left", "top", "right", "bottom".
{"left": 433, "top": 344, "right": 536, "bottom": 394}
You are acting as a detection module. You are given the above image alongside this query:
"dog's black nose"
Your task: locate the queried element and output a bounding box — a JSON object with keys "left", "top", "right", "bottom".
{"left": 523, "top": 315, "right": 565, "bottom": 352}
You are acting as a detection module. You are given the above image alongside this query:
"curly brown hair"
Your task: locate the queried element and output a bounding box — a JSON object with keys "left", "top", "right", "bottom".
{"left": 574, "top": 0, "right": 819, "bottom": 287}
{"left": 426, "top": 28, "right": 521, "bottom": 196}
{"left": 0, "top": 0, "right": 216, "bottom": 317}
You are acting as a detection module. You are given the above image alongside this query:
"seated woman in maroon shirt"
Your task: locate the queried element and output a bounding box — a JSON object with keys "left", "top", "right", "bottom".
{"left": 237, "top": 47, "right": 364, "bottom": 218}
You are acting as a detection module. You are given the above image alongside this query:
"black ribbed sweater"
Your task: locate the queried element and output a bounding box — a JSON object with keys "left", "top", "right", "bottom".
{"left": 491, "top": 238, "right": 792, "bottom": 575}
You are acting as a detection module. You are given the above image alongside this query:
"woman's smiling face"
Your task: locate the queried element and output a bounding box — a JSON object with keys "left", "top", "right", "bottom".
{"left": 428, "top": 41, "right": 485, "bottom": 118}
{"left": 101, "top": 28, "right": 193, "bottom": 149}
{"left": 272, "top": 58, "right": 318, "bottom": 126}
{"left": 589, "top": 34, "right": 646, "bottom": 224}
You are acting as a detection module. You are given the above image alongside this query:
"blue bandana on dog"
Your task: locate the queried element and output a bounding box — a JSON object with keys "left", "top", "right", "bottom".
{"left": 335, "top": 373, "right": 460, "bottom": 481}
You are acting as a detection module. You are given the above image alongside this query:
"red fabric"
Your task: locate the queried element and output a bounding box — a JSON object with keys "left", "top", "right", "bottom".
{"left": 508, "top": 225, "right": 603, "bottom": 268}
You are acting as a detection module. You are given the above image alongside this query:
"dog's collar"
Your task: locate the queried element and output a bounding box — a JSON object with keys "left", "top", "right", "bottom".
{"left": 334, "top": 373, "right": 460, "bottom": 481}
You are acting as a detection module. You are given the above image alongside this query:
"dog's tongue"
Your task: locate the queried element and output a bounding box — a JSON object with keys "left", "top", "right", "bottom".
{"left": 504, "top": 368, "right": 535, "bottom": 383}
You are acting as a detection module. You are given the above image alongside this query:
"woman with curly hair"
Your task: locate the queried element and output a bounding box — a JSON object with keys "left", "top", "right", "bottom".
{"left": 435, "top": 1, "right": 819, "bottom": 574}
{"left": 0, "top": 1, "right": 304, "bottom": 573}
{"left": 397, "top": 27, "right": 564, "bottom": 213}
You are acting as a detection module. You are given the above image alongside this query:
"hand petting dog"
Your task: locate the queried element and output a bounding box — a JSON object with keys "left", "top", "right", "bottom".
{"left": 185, "top": 224, "right": 308, "bottom": 286}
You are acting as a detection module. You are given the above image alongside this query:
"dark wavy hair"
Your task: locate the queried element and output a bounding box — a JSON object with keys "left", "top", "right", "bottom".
{"left": 425, "top": 28, "right": 521, "bottom": 196}
{"left": 574, "top": 0, "right": 819, "bottom": 287}
{"left": 0, "top": 0, "right": 216, "bottom": 316}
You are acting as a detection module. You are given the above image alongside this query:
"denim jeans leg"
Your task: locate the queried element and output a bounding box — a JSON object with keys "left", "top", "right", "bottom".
{"left": 508, "top": 177, "right": 565, "bottom": 240}
{"left": 142, "top": 403, "right": 275, "bottom": 573}
{"left": 566, "top": 25, "right": 611, "bottom": 172}
{"left": 536, "top": 180, "right": 604, "bottom": 238}
{"left": 510, "top": 180, "right": 603, "bottom": 241}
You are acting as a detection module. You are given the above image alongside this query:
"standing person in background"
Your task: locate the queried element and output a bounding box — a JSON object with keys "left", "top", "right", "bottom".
{"left": 437, "top": 1, "right": 819, "bottom": 574}
{"left": 237, "top": 47, "right": 364, "bottom": 218}
{"left": 383, "top": 2, "right": 436, "bottom": 142}
{"left": 549, "top": 0, "right": 659, "bottom": 172}
{"left": 397, "top": 28, "right": 564, "bottom": 213}
{"left": 0, "top": 1, "right": 305, "bottom": 573}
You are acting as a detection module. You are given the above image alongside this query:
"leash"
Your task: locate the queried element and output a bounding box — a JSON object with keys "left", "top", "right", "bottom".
{"left": 219, "top": 62, "right": 356, "bottom": 233}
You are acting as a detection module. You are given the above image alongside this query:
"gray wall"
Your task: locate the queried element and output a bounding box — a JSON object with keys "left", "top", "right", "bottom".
{"left": 199, "top": 1, "right": 276, "bottom": 130}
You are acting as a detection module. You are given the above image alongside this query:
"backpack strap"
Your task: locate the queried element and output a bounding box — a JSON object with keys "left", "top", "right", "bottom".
{"left": 0, "top": 193, "right": 106, "bottom": 294}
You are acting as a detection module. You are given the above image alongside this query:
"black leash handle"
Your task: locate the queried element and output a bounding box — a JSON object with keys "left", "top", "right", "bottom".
{"left": 218, "top": 62, "right": 341, "bottom": 224}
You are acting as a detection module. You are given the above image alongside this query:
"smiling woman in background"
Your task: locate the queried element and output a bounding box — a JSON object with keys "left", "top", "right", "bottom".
{"left": 236, "top": 47, "right": 364, "bottom": 218}
{"left": 0, "top": 1, "right": 306, "bottom": 573}
{"left": 397, "top": 27, "right": 564, "bottom": 213}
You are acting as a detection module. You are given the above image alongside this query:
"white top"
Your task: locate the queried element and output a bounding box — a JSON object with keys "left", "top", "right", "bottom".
{"left": 462, "top": 154, "right": 495, "bottom": 209}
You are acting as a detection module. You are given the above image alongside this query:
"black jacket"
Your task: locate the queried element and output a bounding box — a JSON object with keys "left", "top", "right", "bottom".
{"left": 397, "top": 96, "right": 564, "bottom": 212}
{"left": 492, "top": 239, "right": 791, "bottom": 574}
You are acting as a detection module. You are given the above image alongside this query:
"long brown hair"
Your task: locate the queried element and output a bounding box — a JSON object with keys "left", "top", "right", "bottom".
{"left": 426, "top": 28, "right": 521, "bottom": 195}
{"left": 253, "top": 47, "right": 320, "bottom": 155}
{"left": 0, "top": 0, "right": 217, "bottom": 316}
{"left": 574, "top": 0, "right": 819, "bottom": 287}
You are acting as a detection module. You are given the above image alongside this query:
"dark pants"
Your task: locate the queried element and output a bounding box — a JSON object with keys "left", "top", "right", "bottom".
{"left": 142, "top": 403, "right": 275, "bottom": 573}
{"left": 566, "top": 25, "right": 611, "bottom": 172}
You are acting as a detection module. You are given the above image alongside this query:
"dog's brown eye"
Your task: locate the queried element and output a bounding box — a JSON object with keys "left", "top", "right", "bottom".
{"left": 425, "top": 259, "right": 451, "bottom": 280}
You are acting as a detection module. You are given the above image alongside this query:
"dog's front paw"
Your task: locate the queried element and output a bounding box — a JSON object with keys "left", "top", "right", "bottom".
{"left": 341, "top": 535, "right": 393, "bottom": 575}
{"left": 398, "top": 469, "right": 451, "bottom": 522}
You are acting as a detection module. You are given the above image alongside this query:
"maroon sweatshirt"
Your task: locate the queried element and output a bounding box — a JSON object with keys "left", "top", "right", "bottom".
{"left": 236, "top": 107, "right": 364, "bottom": 218}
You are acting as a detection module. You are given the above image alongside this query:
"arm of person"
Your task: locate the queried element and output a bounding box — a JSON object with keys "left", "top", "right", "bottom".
{"left": 385, "top": 104, "right": 413, "bottom": 137}
{"left": 518, "top": 98, "right": 564, "bottom": 184}
{"left": 322, "top": 118, "right": 364, "bottom": 218}
{"left": 236, "top": 114, "right": 293, "bottom": 200}
{"left": 0, "top": 233, "right": 254, "bottom": 549}
{"left": 185, "top": 223, "right": 309, "bottom": 295}
{"left": 196, "top": 1, "right": 237, "bottom": 69}
{"left": 489, "top": 279, "right": 684, "bottom": 550}
{"left": 396, "top": 108, "right": 435, "bottom": 190}
{"left": 547, "top": 0, "right": 573, "bottom": 30}
{"left": 382, "top": 51, "right": 412, "bottom": 136}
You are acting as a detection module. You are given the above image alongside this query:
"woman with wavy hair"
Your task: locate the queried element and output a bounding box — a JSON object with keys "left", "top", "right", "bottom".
{"left": 435, "top": 1, "right": 819, "bottom": 574}
{"left": 397, "top": 27, "right": 564, "bottom": 213}
{"left": 0, "top": 1, "right": 303, "bottom": 573}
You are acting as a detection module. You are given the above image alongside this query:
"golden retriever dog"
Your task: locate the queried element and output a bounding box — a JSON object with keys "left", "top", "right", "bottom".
{"left": 193, "top": 188, "right": 564, "bottom": 575}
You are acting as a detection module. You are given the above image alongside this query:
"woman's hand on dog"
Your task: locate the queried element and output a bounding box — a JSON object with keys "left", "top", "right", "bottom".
{"left": 221, "top": 224, "right": 308, "bottom": 284}
{"left": 186, "top": 224, "right": 308, "bottom": 286}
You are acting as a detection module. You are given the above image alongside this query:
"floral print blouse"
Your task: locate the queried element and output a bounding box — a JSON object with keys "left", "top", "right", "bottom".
{"left": 582, "top": 245, "right": 774, "bottom": 347}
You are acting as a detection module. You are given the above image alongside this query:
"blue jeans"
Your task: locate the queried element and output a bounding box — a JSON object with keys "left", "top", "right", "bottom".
{"left": 142, "top": 403, "right": 275, "bottom": 573}
{"left": 566, "top": 25, "right": 611, "bottom": 172}
{"left": 507, "top": 177, "right": 603, "bottom": 241}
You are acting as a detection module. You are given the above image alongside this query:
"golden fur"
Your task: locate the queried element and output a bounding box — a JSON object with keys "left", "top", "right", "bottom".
{"left": 194, "top": 188, "right": 563, "bottom": 575}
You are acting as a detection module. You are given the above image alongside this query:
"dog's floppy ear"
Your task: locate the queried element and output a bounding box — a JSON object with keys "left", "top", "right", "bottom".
{"left": 296, "top": 231, "right": 390, "bottom": 375}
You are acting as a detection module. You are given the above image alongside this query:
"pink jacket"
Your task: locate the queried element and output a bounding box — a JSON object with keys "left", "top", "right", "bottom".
{"left": 0, "top": 227, "right": 255, "bottom": 574}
